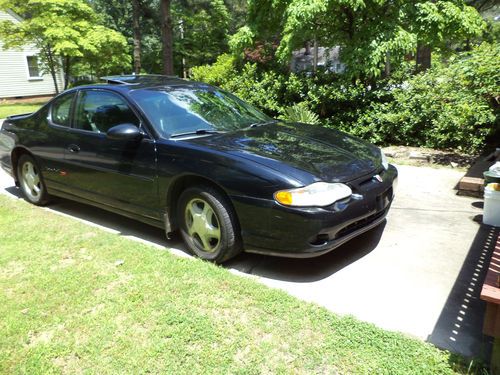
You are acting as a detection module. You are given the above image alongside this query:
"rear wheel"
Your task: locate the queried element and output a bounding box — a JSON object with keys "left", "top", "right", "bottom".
{"left": 178, "top": 185, "right": 242, "bottom": 263}
{"left": 17, "top": 154, "right": 50, "bottom": 206}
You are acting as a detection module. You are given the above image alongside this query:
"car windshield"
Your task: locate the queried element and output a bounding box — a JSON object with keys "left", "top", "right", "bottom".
{"left": 130, "top": 86, "right": 272, "bottom": 137}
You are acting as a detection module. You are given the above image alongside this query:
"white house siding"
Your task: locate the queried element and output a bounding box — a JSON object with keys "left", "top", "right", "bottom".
{"left": 291, "top": 46, "right": 346, "bottom": 74}
{"left": 0, "top": 10, "right": 64, "bottom": 99}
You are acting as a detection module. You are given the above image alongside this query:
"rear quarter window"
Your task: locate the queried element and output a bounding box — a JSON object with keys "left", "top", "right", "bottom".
{"left": 50, "top": 93, "right": 75, "bottom": 127}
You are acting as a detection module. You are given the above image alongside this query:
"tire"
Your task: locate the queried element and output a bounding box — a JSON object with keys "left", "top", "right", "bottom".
{"left": 17, "top": 154, "right": 50, "bottom": 206}
{"left": 177, "top": 185, "right": 242, "bottom": 263}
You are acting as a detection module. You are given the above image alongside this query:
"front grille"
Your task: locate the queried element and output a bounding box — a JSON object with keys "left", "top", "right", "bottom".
{"left": 335, "top": 206, "right": 388, "bottom": 239}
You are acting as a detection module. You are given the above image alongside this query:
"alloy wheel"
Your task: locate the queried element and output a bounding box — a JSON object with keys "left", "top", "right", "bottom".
{"left": 184, "top": 198, "right": 221, "bottom": 253}
{"left": 20, "top": 161, "right": 42, "bottom": 201}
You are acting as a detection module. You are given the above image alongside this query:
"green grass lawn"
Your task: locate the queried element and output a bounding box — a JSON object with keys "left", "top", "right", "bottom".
{"left": 0, "top": 195, "right": 482, "bottom": 374}
{"left": 0, "top": 102, "right": 45, "bottom": 119}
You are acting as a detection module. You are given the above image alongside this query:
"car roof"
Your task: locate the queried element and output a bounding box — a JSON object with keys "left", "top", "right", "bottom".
{"left": 72, "top": 74, "right": 210, "bottom": 93}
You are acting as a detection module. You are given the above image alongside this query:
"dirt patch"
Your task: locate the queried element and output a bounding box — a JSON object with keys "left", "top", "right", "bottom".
{"left": 0, "top": 96, "right": 53, "bottom": 105}
{"left": 0, "top": 261, "right": 25, "bottom": 278}
{"left": 382, "top": 145, "right": 476, "bottom": 169}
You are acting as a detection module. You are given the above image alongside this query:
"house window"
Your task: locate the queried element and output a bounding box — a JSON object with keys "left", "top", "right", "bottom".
{"left": 26, "top": 56, "right": 41, "bottom": 78}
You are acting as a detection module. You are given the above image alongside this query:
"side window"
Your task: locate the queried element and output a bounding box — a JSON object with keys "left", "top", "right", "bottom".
{"left": 74, "top": 91, "right": 140, "bottom": 133}
{"left": 51, "top": 93, "right": 75, "bottom": 127}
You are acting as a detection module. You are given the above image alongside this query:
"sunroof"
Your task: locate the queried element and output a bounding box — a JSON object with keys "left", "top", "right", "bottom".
{"left": 100, "top": 75, "right": 180, "bottom": 85}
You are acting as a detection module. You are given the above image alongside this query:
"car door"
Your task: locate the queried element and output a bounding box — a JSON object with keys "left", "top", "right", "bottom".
{"left": 33, "top": 91, "right": 78, "bottom": 192}
{"left": 64, "top": 89, "right": 160, "bottom": 219}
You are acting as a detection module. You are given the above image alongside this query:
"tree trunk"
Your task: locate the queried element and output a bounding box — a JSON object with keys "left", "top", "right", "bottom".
{"left": 160, "top": 0, "right": 174, "bottom": 75}
{"left": 45, "top": 45, "right": 59, "bottom": 94}
{"left": 132, "top": 0, "right": 142, "bottom": 74}
{"left": 304, "top": 41, "right": 311, "bottom": 55}
{"left": 63, "top": 56, "right": 70, "bottom": 90}
{"left": 179, "top": 19, "right": 187, "bottom": 78}
{"left": 312, "top": 37, "right": 318, "bottom": 74}
{"left": 384, "top": 51, "right": 391, "bottom": 77}
{"left": 416, "top": 43, "right": 431, "bottom": 72}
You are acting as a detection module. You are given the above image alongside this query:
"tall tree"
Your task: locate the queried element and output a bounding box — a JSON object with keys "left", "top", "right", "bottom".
{"left": 407, "top": 0, "right": 486, "bottom": 71}
{"left": 172, "top": 0, "right": 230, "bottom": 74}
{"left": 131, "top": 0, "right": 142, "bottom": 74}
{"left": 230, "top": 0, "right": 485, "bottom": 78}
{"left": 0, "top": 0, "right": 130, "bottom": 92}
{"left": 90, "top": 0, "right": 242, "bottom": 76}
{"left": 160, "top": 0, "right": 174, "bottom": 75}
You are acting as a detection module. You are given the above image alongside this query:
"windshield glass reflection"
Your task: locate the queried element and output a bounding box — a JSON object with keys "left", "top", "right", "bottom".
{"left": 130, "top": 86, "right": 272, "bottom": 137}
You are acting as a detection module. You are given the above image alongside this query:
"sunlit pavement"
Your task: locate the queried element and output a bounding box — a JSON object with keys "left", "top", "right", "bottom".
{"left": 0, "top": 156, "right": 494, "bottom": 360}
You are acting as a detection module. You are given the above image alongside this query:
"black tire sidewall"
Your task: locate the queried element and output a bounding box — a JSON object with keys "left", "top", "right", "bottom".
{"left": 17, "top": 154, "right": 49, "bottom": 206}
{"left": 177, "top": 186, "right": 241, "bottom": 263}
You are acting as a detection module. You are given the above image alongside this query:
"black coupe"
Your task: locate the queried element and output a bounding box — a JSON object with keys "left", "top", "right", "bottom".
{"left": 0, "top": 75, "right": 397, "bottom": 263}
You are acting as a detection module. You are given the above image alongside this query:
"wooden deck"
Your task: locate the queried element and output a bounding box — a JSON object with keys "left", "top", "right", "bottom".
{"left": 481, "top": 231, "right": 500, "bottom": 373}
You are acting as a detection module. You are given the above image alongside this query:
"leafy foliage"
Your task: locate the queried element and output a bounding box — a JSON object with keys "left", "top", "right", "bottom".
{"left": 172, "top": 0, "right": 231, "bottom": 74}
{"left": 90, "top": 0, "right": 235, "bottom": 76}
{"left": 191, "top": 53, "right": 237, "bottom": 85}
{"left": 0, "top": 0, "right": 130, "bottom": 91}
{"left": 349, "top": 42, "right": 499, "bottom": 152}
{"left": 71, "top": 25, "right": 131, "bottom": 77}
{"left": 280, "top": 103, "right": 320, "bottom": 125}
{"left": 230, "top": 0, "right": 486, "bottom": 79}
{"left": 192, "top": 42, "right": 499, "bottom": 152}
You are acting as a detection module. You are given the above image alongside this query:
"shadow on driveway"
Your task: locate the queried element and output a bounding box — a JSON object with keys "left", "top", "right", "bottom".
{"left": 427, "top": 223, "right": 499, "bottom": 361}
{"left": 4, "top": 184, "right": 384, "bottom": 283}
{"left": 225, "top": 222, "right": 385, "bottom": 282}
{"left": 5, "top": 186, "right": 177, "bottom": 249}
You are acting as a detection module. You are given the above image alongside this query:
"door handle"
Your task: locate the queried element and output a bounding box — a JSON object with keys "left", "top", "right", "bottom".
{"left": 68, "top": 144, "right": 80, "bottom": 153}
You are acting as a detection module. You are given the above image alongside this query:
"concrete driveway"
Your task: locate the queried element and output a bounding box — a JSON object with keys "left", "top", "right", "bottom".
{"left": 0, "top": 163, "right": 496, "bottom": 360}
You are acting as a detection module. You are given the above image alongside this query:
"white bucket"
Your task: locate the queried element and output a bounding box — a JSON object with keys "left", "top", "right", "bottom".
{"left": 484, "top": 184, "right": 500, "bottom": 227}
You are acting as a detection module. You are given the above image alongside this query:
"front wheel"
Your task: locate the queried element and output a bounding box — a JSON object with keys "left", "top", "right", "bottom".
{"left": 17, "top": 154, "right": 50, "bottom": 206}
{"left": 177, "top": 185, "right": 242, "bottom": 263}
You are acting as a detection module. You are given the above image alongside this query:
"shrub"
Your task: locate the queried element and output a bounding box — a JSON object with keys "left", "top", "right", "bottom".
{"left": 280, "top": 102, "right": 320, "bottom": 124}
{"left": 191, "top": 42, "right": 499, "bottom": 153}
{"left": 351, "top": 42, "right": 499, "bottom": 152}
{"left": 191, "top": 53, "right": 237, "bottom": 87}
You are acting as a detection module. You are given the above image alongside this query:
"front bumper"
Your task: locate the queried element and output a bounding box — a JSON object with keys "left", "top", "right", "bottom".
{"left": 233, "top": 165, "right": 398, "bottom": 258}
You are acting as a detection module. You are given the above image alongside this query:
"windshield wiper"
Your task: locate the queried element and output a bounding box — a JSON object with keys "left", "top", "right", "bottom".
{"left": 247, "top": 120, "right": 278, "bottom": 129}
{"left": 170, "top": 129, "right": 224, "bottom": 138}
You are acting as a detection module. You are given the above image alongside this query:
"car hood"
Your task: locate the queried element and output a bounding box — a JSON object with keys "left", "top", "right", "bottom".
{"left": 182, "top": 122, "right": 382, "bottom": 183}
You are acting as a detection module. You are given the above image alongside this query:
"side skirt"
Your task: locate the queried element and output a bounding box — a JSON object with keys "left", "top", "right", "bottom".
{"left": 47, "top": 187, "right": 165, "bottom": 230}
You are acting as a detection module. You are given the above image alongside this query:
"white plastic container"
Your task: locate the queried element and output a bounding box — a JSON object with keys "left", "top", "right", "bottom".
{"left": 483, "top": 184, "right": 500, "bottom": 227}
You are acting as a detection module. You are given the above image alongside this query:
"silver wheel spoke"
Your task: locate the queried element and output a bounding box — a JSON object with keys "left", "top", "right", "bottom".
{"left": 26, "top": 178, "right": 34, "bottom": 190}
{"left": 32, "top": 173, "right": 40, "bottom": 186}
{"left": 27, "top": 163, "right": 34, "bottom": 176}
{"left": 188, "top": 222, "right": 197, "bottom": 237}
{"left": 202, "top": 204, "right": 211, "bottom": 217}
{"left": 198, "top": 233, "right": 212, "bottom": 251}
{"left": 186, "top": 206, "right": 196, "bottom": 235}
{"left": 205, "top": 224, "right": 220, "bottom": 241}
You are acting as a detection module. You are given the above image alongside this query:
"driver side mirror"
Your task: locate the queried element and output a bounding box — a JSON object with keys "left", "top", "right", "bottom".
{"left": 106, "top": 124, "right": 143, "bottom": 141}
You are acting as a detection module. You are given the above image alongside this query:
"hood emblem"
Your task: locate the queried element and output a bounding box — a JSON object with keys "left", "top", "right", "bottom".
{"left": 373, "top": 174, "right": 383, "bottom": 183}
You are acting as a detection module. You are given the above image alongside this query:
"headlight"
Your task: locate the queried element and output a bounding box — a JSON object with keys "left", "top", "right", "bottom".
{"left": 380, "top": 149, "right": 389, "bottom": 170}
{"left": 274, "top": 182, "right": 352, "bottom": 207}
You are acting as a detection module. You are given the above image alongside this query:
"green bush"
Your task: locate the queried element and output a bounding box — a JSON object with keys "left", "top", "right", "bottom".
{"left": 280, "top": 102, "right": 320, "bottom": 124}
{"left": 191, "top": 53, "right": 237, "bottom": 87}
{"left": 191, "top": 42, "right": 499, "bottom": 153}
{"left": 351, "top": 42, "right": 499, "bottom": 152}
